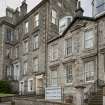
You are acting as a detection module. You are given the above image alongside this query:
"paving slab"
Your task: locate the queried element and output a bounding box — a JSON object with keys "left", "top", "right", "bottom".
{"left": 0, "top": 102, "right": 11, "bottom": 105}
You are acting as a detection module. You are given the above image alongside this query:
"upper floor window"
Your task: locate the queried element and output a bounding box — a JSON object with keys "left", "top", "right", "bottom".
{"left": 24, "top": 40, "right": 29, "bottom": 54}
{"left": 33, "top": 35, "right": 39, "bottom": 50}
{"left": 15, "top": 46, "right": 19, "bottom": 58}
{"left": 34, "top": 14, "right": 39, "bottom": 28}
{"left": 33, "top": 58, "right": 38, "bottom": 72}
{"left": 6, "top": 29, "right": 13, "bottom": 41}
{"left": 50, "top": 44, "right": 58, "bottom": 61}
{"left": 84, "top": 61, "right": 95, "bottom": 82}
{"left": 25, "top": 21, "right": 29, "bottom": 34}
{"left": 15, "top": 28, "right": 20, "bottom": 40}
{"left": 14, "top": 63, "right": 20, "bottom": 80}
{"left": 84, "top": 29, "right": 94, "bottom": 49}
{"left": 7, "top": 11, "right": 13, "bottom": 18}
{"left": 9, "top": 47, "right": 13, "bottom": 57}
{"left": 23, "top": 62, "right": 28, "bottom": 75}
{"left": 52, "top": 9, "right": 57, "bottom": 25}
{"left": 65, "top": 38, "right": 72, "bottom": 56}
{"left": 6, "top": 66, "right": 12, "bottom": 77}
{"left": 65, "top": 63, "right": 73, "bottom": 83}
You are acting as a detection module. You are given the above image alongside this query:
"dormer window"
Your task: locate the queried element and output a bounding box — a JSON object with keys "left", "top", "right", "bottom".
{"left": 34, "top": 14, "right": 39, "bottom": 28}
{"left": 51, "top": 9, "right": 57, "bottom": 25}
{"left": 7, "top": 11, "right": 13, "bottom": 18}
{"left": 93, "top": 0, "right": 105, "bottom": 16}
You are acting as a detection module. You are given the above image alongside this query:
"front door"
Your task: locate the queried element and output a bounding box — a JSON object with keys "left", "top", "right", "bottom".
{"left": 36, "top": 75, "right": 43, "bottom": 95}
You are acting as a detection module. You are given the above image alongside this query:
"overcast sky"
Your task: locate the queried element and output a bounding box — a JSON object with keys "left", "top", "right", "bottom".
{"left": 0, "top": 0, "right": 92, "bottom": 17}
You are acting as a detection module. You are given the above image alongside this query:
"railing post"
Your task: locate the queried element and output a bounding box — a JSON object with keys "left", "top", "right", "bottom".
{"left": 75, "top": 85, "right": 86, "bottom": 105}
{"left": 103, "top": 86, "right": 105, "bottom": 105}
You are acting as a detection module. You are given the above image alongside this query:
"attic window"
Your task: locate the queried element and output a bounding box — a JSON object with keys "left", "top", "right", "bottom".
{"left": 7, "top": 11, "right": 13, "bottom": 18}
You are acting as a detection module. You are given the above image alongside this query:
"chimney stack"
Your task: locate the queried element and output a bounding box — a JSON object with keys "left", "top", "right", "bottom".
{"left": 13, "top": 7, "right": 20, "bottom": 23}
{"left": 75, "top": 1, "right": 84, "bottom": 17}
{"left": 20, "top": 0, "right": 27, "bottom": 17}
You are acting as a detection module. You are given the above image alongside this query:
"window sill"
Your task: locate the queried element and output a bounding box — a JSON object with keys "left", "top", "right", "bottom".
{"left": 64, "top": 54, "right": 73, "bottom": 59}
{"left": 32, "top": 26, "right": 39, "bottom": 33}
{"left": 23, "top": 52, "right": 29, "bottom": 56}
{"left": 83, "top": 47, "right": 95, "bottom": 52}
{"left": 64, "top": 83, "right": 73, "bottom": 86}
{"left": 84, "top": 80, "right": 94, "bottom": 85}
{"left": 50, "top": 58, "right": 59, "bottom": 62}
{"left": 33, "top": 48, "right": 39, "bottom": 51}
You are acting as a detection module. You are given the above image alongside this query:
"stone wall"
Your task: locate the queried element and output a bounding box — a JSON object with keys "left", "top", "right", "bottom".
{"left": 14, "top": 98, "right": 74, "bottom": 105}
{"left": 103, "top": 87, "right": 105, "bottom": 105}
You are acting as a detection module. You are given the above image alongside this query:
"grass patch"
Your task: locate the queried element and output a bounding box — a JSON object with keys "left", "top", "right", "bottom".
{"left": 0, "top": 93, "right": 15, "bottom": 97}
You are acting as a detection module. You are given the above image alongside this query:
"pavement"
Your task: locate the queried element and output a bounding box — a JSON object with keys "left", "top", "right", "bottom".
{"left": 0, "top": 102, "right": 11, "bottom": 105}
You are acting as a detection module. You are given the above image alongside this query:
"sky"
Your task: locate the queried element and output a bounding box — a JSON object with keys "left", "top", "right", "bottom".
{"left": 0, "top": 0, "right": 93, "bottom": 17}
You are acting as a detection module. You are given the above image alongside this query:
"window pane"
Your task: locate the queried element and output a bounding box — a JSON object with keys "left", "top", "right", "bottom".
{"left": 85, "top": 61, "right": 94, "bottom": 82}
{"left": 52, "top": 9, "right": 57, "bottom": 24}
{"left": 51, "top": 44, "right": 58, "bottom": 60}
{"left": 34, "top": 14, "right": 39, "bottom": 27}
{"left": 33, "top": 58, "right": 38, "bottom": 72}
{"left": 25, "top": 22, "right": 29, "bottom": 33}
{"left": 65, "top": 38, "right": 72, "bottom": 56}
{"left": 33, "top": 35, "right": 39, "bottom": 49}
{"left": 51, "top": 68, "right": 58, "bottom": 86}
{"left": 65, "top": 63, "right": 73, "bottom": 83}
{"left": 84, "top": 30, "right": 94, "bottom": 48}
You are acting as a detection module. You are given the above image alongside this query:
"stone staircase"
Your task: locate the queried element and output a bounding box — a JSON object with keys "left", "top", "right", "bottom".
{"left": 84, "top": 80, "right": 104, "bottom": 105}
{"left": 87, "top": 88, "right": 103, "bottom": 105}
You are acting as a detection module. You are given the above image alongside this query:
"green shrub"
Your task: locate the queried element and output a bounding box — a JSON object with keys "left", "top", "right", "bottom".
{"left": 0, "top": 80, "right": 12, "bottom": 94}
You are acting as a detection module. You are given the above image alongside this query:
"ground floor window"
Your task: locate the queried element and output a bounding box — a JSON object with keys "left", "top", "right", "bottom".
{"left": 28, "top": 79, "right": 33, "bottom": 92}
{"left": 84, "top": 61, "right": 95, "bottom": 82}
{"left": 51, "top": 67, "right": 58, "bottom": 86}
{"left": 64, "top": 63, "right": 73, "bottom": 83}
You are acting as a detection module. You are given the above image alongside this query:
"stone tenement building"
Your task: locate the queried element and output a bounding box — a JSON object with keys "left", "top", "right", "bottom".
{"left": 0, "top": 0, "right": 77, "bottom": 95}
{"left": 47, "top": 0, "right": 105, "bottom": 105}
{"left": 1, "top": 0, "right": 105, "bottom": 105}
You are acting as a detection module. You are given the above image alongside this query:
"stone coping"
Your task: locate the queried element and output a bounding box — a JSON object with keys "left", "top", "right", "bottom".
{"left": 15, "top": 97, "right": 74, "bottom": 105}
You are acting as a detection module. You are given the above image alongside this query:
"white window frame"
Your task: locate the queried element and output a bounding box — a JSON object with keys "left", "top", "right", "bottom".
{"left": 7, "top": 66, "right": 12, "bottom": 77}
{"left": 50, "top": 44, "right": 58, "bottom": 61}
{"left": 24, "top": 40, "right": 29, "bottom": 54}
{"left": 15, "top": 46, "right": 19, "bottom": 58}
{"left": 23, "top": 62, "right": 28, "bottom": 75}
{"left": 65, "top": 38, "right": 72, "bottom": 56}
{"left": 33, "top": 35, "right": 39, "bottom": 50}
{"left": 25, "top": 21, "right": 29, "bottom": 34}
{"left": 14, "top": 63, "right": 20, "bottom": 80}
{"left": 28, "top": 78, "right": 34, "bottom": 92}
{"left": 84, "top": 61, "right": 95, "bottom": 82}
{"left": 64, "top": 63, "right": 73, "bottom": 84}
{"left": 34, "top": 14, "right": 39, "bottom": 28}
{"left": 52, "top": 9, "right": 57, "bottom": 24}
{"left": 84, "top": 29, "right": 94, "bottom": 49}
{"left": 50, "top": 68, "right": 58, "bottom": 86}
{"left": 33, "top": 58, "right": 38, "bottom": 72}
